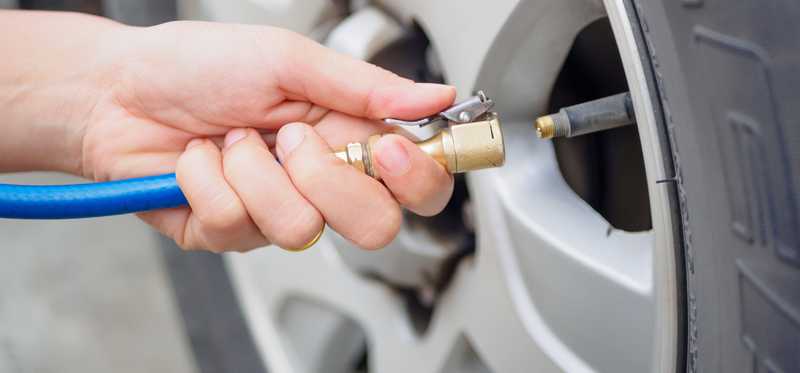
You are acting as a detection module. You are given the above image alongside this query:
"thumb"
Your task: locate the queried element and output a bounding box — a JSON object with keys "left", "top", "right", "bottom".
{"left": 275, "top": 32, "right": 456, "bottom": 120}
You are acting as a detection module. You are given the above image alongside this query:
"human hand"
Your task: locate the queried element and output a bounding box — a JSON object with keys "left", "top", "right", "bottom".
{"left": 79, "top": 21, "right": 456, "bottom": 252}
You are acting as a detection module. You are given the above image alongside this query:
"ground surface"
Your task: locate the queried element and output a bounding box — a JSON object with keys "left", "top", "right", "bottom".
{"left": 0, "top": 173, "right": 197, "bottom": 373}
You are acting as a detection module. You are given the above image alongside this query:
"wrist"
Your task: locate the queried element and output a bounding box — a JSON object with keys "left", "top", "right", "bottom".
{"left": 0, "top": 11, "right": 127, "bottom": 175}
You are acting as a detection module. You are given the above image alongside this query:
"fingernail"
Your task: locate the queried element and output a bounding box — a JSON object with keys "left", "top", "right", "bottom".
{"left": 224, "top": 128, "right": 248, "bottom": 150}
{"left": 186, "top": 138, "right": 204, "bottom": 150}
{"left": 375, "top": 136, "right": 411, "bottom": 177}
{"left": 277, "top": 123, "right": 306, "bottom": 158}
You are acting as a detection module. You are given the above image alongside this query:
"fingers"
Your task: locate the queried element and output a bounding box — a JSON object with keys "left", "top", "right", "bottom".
{"left": 221, "top": 128, "right": 324, "bottom": 250}
{"left": 312, "top": 111, "right": 384, "bottom": 148}
{"left": 276, "top": 123, "right": 402, "bottom": 250}
{"left": 273, "top": 31, "right": 456, "bottom": 120}
{"left": 146, "top": 121, "right": 452, "bottom": 252}
{"left": 173, "top": 139, "right": 269, "bottom": 251}
{"left": 372, "top": 135, "right": 454, "bottom": 216}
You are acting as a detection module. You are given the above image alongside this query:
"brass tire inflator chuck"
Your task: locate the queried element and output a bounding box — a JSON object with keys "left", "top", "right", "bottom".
{"left": 535, "top": 92, "right": 635, "bottom": 139}
{"left": 0, "top": 92, "right": 505, "bottom": 219}
{"left": 335, "top": 112, "right": 504, "bottom": 179}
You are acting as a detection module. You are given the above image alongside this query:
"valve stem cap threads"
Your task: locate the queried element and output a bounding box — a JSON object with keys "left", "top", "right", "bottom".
{"left": 534, "top": 112, "right": 570, "bottom": 139}
{"left": 535, "top": 115, "right": 555, "bottom": 139}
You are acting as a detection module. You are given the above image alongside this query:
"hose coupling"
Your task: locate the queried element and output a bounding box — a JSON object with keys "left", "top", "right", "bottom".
{"left": 334, "top": 112, "right": 504, "bottom": 179}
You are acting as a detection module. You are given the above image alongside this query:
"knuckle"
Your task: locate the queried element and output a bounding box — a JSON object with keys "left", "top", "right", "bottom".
{"left": 174, "top": 225, "right": 196, "bottom": 251}
{"left": 182, "top": 236, "right": 226, "bottom": 253}
{"left": 176, "top": 240, "right": 196, "bottom": 251}
{"left": 196, "top": 202, "right": 244, "bottom": 233}
{"left": 272, "top": 205, "right": 323, "bottom": 249}
{"left": 200, "top": 235, "right": 231, "bottom": 253}
{"left": 178, "top": 220, "right": 233, "bottom": 253}
{"left": 223, "top": 137, "right": 266, "bottom": 165}
{"left": 397, "top": 188, "right": 426, "bottom": 209}
{"left": 176, "top": 143, "right": 214, "bottom": 176}
{"left": 206, "top": 244, "right": 227, "bottom": 254}
{"left": 363, "top": 85, "right": 382, "bottom": 119}
{"left": 396, "top": 174, "right": 452, "bottom": 216}
{"left": 351, "top": 206, "right": 401, "bottom": 250}
{"left": 396, "top": 178, "right": 434, "bottom": 206}
{"left": 222, "top": 147, "right": 250, "bottom": 177}
{"left": 364, "top": 75, "right": 413, "bottom": 118}
{"left": 289, "top": 155, "right": 337, "bottom": 191}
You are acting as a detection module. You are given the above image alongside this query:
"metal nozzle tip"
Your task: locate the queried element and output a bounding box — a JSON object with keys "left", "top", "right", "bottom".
{"left": 535, "top": 115, "right": 555, "bottom": 139}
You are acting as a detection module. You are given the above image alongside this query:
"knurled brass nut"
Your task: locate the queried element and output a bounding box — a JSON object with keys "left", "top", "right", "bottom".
{"left": 345, "top": 142, "right": 366, "bottom": 174}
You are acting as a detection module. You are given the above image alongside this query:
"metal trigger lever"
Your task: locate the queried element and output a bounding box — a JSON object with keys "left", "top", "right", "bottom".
{"left": 383, "top": 90, "right": 495, "bottom": 127}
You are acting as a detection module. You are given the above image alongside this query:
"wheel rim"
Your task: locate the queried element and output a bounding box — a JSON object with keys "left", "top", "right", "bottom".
{"left": 224, "top": 1, "right": 680, "bottom": 372}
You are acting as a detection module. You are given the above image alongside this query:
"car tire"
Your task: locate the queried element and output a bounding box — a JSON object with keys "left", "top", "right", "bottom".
{"left": 630, "top": 1, "right": 800, "bottom": 372}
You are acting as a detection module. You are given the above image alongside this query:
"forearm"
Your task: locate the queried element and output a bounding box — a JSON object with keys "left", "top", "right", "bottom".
{"left": 0, "top": 10, "right": 123, "bottom": 175}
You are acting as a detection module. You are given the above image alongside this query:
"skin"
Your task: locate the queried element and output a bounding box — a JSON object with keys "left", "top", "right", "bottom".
{"left": 0, "top": 11, "right": 456, "bottom": 252}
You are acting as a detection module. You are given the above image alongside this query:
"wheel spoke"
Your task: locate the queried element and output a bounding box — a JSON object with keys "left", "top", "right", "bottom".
{"left": 225, "top": 243, "right": 406, "bottom": 373}
{"left": 467, "top": 165, "right": 655, "bottom": 372}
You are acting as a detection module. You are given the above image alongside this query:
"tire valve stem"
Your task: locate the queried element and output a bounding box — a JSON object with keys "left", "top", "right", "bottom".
{"left": 535, "top": 92, "right": 635, "bottom": 139}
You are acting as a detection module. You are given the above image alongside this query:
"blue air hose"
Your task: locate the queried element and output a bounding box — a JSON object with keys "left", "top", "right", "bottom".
{"left": 0, "top": 173, "right": 187, "bottom": 219}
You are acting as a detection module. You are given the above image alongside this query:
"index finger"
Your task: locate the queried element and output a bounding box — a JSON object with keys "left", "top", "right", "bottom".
{"left": 271, "top": 31, "right": 456, "bottom": 120}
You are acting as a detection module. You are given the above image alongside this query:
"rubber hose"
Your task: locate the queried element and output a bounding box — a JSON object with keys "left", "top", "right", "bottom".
{"left": 0, "top": 173, "right": 187, "bottom": 219}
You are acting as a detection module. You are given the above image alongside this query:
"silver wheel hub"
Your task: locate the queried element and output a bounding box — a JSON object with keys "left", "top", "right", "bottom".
{"left": 201, "top": 0, "right": 682, "bottom": 371}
